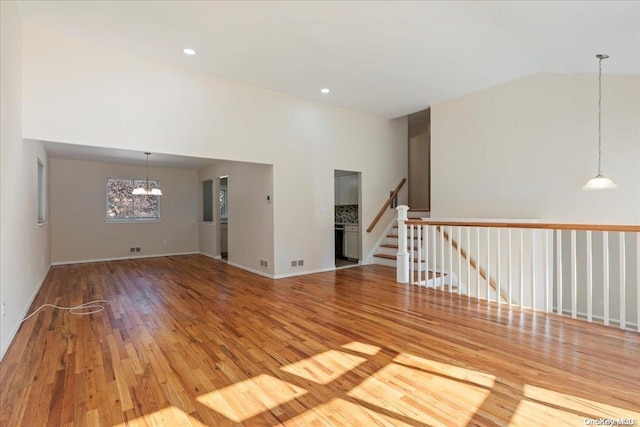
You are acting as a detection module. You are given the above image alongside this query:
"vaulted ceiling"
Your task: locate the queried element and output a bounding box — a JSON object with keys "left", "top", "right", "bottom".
{"left": 17, "top": 1, "right": 639, "bottom": 120}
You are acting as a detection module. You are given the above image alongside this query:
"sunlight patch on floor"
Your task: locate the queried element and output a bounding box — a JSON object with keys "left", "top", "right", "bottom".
{"left": 341, "top": 341, "right": 381, "bottom": 355}
{"left": 284, "top": 397, "right": 415, "bottom": 427}
{"left": 522, "top": 384, "right": 640, "bottom": 420}
{"left": 280, "top": 349, "right": 367, "bottom": 385}
{"left": 348, "top": 361, "right": 491, "bottom": 426}
{"left": 197, "top": 374, "right": 307, "bottom": 422}
{"left": 393, "top": 352, "right": 496, "bottom": 388}
{"left": 116, "top": 406, "right": 206, "bottom": 427}
{"left": 510, "top": 400, "right": 588, "bottom": 426}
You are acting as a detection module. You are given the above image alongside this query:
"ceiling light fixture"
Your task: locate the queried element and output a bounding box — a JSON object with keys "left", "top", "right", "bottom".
{"left": 133, "top": 153, "right": 163, "bottom": 196}
{"left": 321, "top": 88, "right": 330, "bottom": 94}
{"left": 582, "top": 54, "right": 618, "bottom": 191}
{"left": 183, "top": 48, "right": 196, "bottom": 55}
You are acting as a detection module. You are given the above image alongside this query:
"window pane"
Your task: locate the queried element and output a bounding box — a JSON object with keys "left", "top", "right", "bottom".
{"left": 108, "top": 178, "right": 134, "bottom": 219}
{"left": 203, "top": 180, "right": 213, "bottom": 222}
{"left": 37, "top": 160, "right": 45, "bottom": 222}
{"left": 220, "top": 189, "right": 227, "bottom": 219}
{"left": 107, "top": 178, "right": 160, "bottom": 221}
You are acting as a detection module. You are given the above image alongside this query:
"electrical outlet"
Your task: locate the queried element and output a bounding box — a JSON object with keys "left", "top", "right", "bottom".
{"left": 297, "top": 260, "right": 304, "bottom": 266}
{"left": 135, "top": 247, "right": 141, "bottom": 252}
{"left": 260, "top": 260, "right": 269, "bottom": 268}
{"left": 291, "top": 260, "right": 297, "bottom": 267}
{"left": 2, "top": 302, "right": 5, "bottom": 317}
{"left": 130, "top": 247, "right": 136, "bottom": 253}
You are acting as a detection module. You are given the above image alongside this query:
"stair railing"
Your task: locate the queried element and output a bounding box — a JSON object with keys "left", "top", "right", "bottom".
{"left": 396, "top": 206, "right": 640, "bottom": 332}
{"left": 366, "top": 178, "right": 406, "bottom": 233}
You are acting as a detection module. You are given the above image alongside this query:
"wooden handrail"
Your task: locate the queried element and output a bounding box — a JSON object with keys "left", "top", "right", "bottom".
{"left": 405, "top": 220, "right": 640, "bottom": 233}
{"left": 366, "top": 178, "right": 407, "bottom": 233}
{"left": 437, "top": 226, "right": 508, "bottom": 303}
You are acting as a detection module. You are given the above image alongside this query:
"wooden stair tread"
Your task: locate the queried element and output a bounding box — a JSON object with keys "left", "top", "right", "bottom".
{"left": 380, "top": 244, "right": 420, "bottom": 250}
{"left": 386, "top": 234, "right": 423, "bottom": 239}
{"left": 373, "top": 253, "right": 425, "bottom": 263}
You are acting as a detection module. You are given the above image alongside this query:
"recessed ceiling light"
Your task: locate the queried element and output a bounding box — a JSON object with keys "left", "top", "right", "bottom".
{"left": 321, "top": 88, "right": 330, "bottom": 94}
{"left": 183, "top": 48, "right": 196, "bottom": 55}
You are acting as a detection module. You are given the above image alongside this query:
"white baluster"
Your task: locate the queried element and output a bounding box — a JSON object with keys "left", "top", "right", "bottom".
{"left": 519, "top": 229, "right": 524, "bottom": 308}
{"left": 497, "top": 229, "right": 501, "bottom": 304}
{"left": 619, "top": 232, "right": 626, "bottom": 330}
{"left": 636, "top": 233, "right": 639, "bottom": 332}
{"left": 423, "top": 225, "right": 429, "bottom": 286}
{"left": 467, "top": 228, "right": 471, "bottom": 298}
{"left": 508, "top": 228, "right": 512, "bottom": 308}
{"left": 486, "top": 227, "right": 490, "bottom": 301}
{"left": 449, "top": 226, "right": 454, "bottom": 293}
{"left": 396, "top": 205, "right": 409, "bottom": 284}
{"left": 531, "top": 229, "right": 536, "bottom": 311}
{"left": 432, "top": 224, "right": 437, "bottom": 287}
{"left": 556, "top": 230, "right": 562, "bottom": 316}
{"left": 417, "top": 225, "right": 423, "bottom": 285}
{"left": 476, "top": 228, "right": 480, "bottom": 299}
{"left": 410, "top": 225, "right": 415, "bottom": 285}
{"left": 545, "top": 229, "right": 550, "bottom": 313}
{"left": 440, "top": 226, "right": 445, "bottom": 289}
{"left": 457, "top": 226, "right": 462, "bottom": 295}
{"left": 586, "top": 230, "right": 593, "bottom": 323}
{"left": 571, "top": 230, "right": 577, "bottom": 319}
{"left": 603, "top": 231, "right": 609, "bottom": 326}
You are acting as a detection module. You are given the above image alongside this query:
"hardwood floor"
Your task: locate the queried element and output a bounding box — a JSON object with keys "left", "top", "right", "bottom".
{"left": 1, "top": 255, "right": 638, "bottom": 426}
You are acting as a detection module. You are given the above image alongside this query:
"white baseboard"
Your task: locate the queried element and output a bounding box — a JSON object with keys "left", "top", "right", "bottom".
{"left": 199, "top": 252, "right": 222, "bottom": 260}
{"left": 226, "top": 261, "right": 274, "bottom": 279}
{"left": 223, "top": 260, "right": 339, "bottom": 280}
{"left": 51, "top": 251, "right": 200, "bottom": 266}
{"left": 274, "top": 266, "right": 336, "bottom": 279}
{"left": 554, "top": 307, "right": 639, "bottom": 331}
{"left": 1, "top": 264, "right": 51, "bottom": 361}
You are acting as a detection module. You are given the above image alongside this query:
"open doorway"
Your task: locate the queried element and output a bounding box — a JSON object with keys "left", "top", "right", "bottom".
{"left": 219, "top": 176, "right": 228, "bottom": 261}
{"left": 334, "top": 170, "right": 361, "bottom": 268}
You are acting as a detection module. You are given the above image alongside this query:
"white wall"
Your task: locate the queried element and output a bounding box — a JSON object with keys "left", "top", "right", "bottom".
{"left": 50, "top": 159, "right": 199, "bottom": 263}
{"left": 199, "top": 161, "right": 275, "bottom": 277}
{"left": 0, "top": 2, "right": 51, "bottom": 359}
{"left": 431, "top": 73, "right": 640, "bottom": 223}
{"left": 21, "top": 25, "right": 408, "bottom": 277}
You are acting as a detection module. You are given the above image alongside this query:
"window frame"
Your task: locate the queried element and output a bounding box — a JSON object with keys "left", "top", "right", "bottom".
{"left": 37, "top": 159, "right": 46, "bottom": 224}
{"left": 105, "top": 177, "right": 161, "bottom": 223}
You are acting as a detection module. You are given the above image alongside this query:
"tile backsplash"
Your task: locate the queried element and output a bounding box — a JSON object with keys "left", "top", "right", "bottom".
{"left": 335, "top": 205, "right": 358, "bottom": 223}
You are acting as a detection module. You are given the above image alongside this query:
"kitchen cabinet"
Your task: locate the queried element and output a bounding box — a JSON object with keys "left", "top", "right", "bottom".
{"left": 335, "top": 175, "right": 358, "bottom": 206}
{"left": 344, "top": 225, "right": 359, "bottom": 260}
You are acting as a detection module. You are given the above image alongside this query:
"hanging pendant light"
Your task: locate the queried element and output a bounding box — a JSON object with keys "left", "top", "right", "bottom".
{"left": 582, "top": 54, "right": 618, "bottom": 191}
{"left": 132, "top": 152, "right": 163, "bottom": 196}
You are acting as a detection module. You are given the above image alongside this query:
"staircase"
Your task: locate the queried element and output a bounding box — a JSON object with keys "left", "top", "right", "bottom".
{"left": 372, "top": 209, "right": 451, "bottom": 287}
{"left": 373, "top": 209, "right": 429, "bottom": 267}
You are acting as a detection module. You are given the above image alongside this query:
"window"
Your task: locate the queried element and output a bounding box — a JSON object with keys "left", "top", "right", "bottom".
{"left": 37, "top": 159, "right": 45, "bottom": 223}
{"left": 106, "top": 178, "right": 160, "bottom": 221}
{"left": 220, "top": 176, "right": 228, "bottom": 220}
{"left": 202, "top": 180, "right": 213, "bottom": 222}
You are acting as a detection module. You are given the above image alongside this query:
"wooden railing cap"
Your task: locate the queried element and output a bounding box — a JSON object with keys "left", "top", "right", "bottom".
{"left": 404, "top": 219, "right": 640, "bottom": 233}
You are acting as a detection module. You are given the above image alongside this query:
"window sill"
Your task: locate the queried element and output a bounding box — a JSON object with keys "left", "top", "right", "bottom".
{"left": 105, "top": 219, "right": 161, "bottom": 224}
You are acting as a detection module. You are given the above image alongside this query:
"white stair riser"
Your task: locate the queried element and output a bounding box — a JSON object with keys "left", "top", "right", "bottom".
{"left": 373, "top": 256, "right": 396, "bottom": 268}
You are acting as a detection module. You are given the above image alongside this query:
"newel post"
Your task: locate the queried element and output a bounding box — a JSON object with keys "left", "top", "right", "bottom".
{"left": 396, "top": 205, "right": 409, "bottom": 283}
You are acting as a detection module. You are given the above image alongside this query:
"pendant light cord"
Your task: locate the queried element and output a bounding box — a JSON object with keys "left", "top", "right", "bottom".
{"left": 145, "top": 152, "right": 150, "bottom": 192}
{"left": 597, "top": 56, "right": 603, "bottom": 177}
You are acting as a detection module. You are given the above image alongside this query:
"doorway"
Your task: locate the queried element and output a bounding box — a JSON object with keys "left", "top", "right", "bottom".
{"left": 218, "top": 176, "right": 228, "bottom": 261}
{"left": 334, "top": 170, "right": 361, "bottom": 268}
